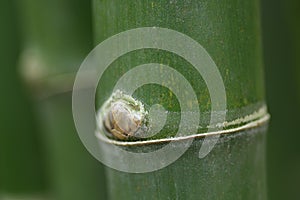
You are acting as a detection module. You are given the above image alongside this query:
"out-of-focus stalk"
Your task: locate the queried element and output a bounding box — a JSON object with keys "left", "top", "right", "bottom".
{"left": 0, "top": 0, "right": 46, "bottom": 199}
{"left": 18, "top": 0, "right": 107, "bottom": 199}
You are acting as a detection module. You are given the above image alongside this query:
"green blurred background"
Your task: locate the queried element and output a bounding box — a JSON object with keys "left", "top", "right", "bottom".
{"left": 0, "top": 0, "right": 299, "bottom": 199}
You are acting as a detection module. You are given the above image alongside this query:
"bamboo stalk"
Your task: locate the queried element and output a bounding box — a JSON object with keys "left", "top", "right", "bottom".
{"left": 18, "top": 0, "right": 107, "bottom": 199}
{"left": 93, "top": 0, "right": 269, "bottom": 199}
{"left": 0, "top": 0, "right": 46, "bottom": 198}
{"left": 261, "top": 0, "right": 300, "bottom": 199}
{"left": 285, "top": 0, "right": 300, "bottom": 91}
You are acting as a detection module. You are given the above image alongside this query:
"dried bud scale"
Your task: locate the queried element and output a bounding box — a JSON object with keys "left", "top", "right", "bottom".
{"left": 97, "top": 90, "right": 148, "bottom": 140}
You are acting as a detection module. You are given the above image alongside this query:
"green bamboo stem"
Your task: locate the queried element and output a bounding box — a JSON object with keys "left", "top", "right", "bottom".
{"left": 285, "top": 0, "right": 300, "bottom": 92}
{"left": 36, "top": 93, "right": 106, "bottom": 200}
{"left": 0, "top": 0, "right": 46, "bottom": 198}
{"left": 93, "top": 0, "right": 266, "bottom": 137}
{"left": 93, "top": 0, "right": 269, "bottom": 199}
{"left": 261, "top": 0, "right": 300, "bottom": 199}
{"left": 106, "top": 127, "right": 267, "bottom": 199}
{"left": 18, "top": 0, "right": 107, "bottom": 199}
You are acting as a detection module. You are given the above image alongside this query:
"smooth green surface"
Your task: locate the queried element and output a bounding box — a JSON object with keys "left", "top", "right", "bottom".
{"left": 94, "top": 0, "right": 266, "bottom": 140}
{"left": 36, "top": 93, "right": 107, "bottom": 200}
{"left": 261, "top": 0, "right": 300, "bottom": 199}
{"left": 106, "top": 127, "right": 267, "bottom": 200}
{"left": 285, "top": 0, "right": 300, "bottom": 91}
{"left": 93, "top": 0, "right": 268, "bottom": 200}
{"left": 18, "top": 0, "right": 92, "bottom": 75}
{"left": 18, "top": 0, "right": 93, "bottom": 97}
{"left": 17, "top": 0, "right": 108, "bottom": 199}
{"left": 0, "top": 0, "right": 46, "bottom": 195}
